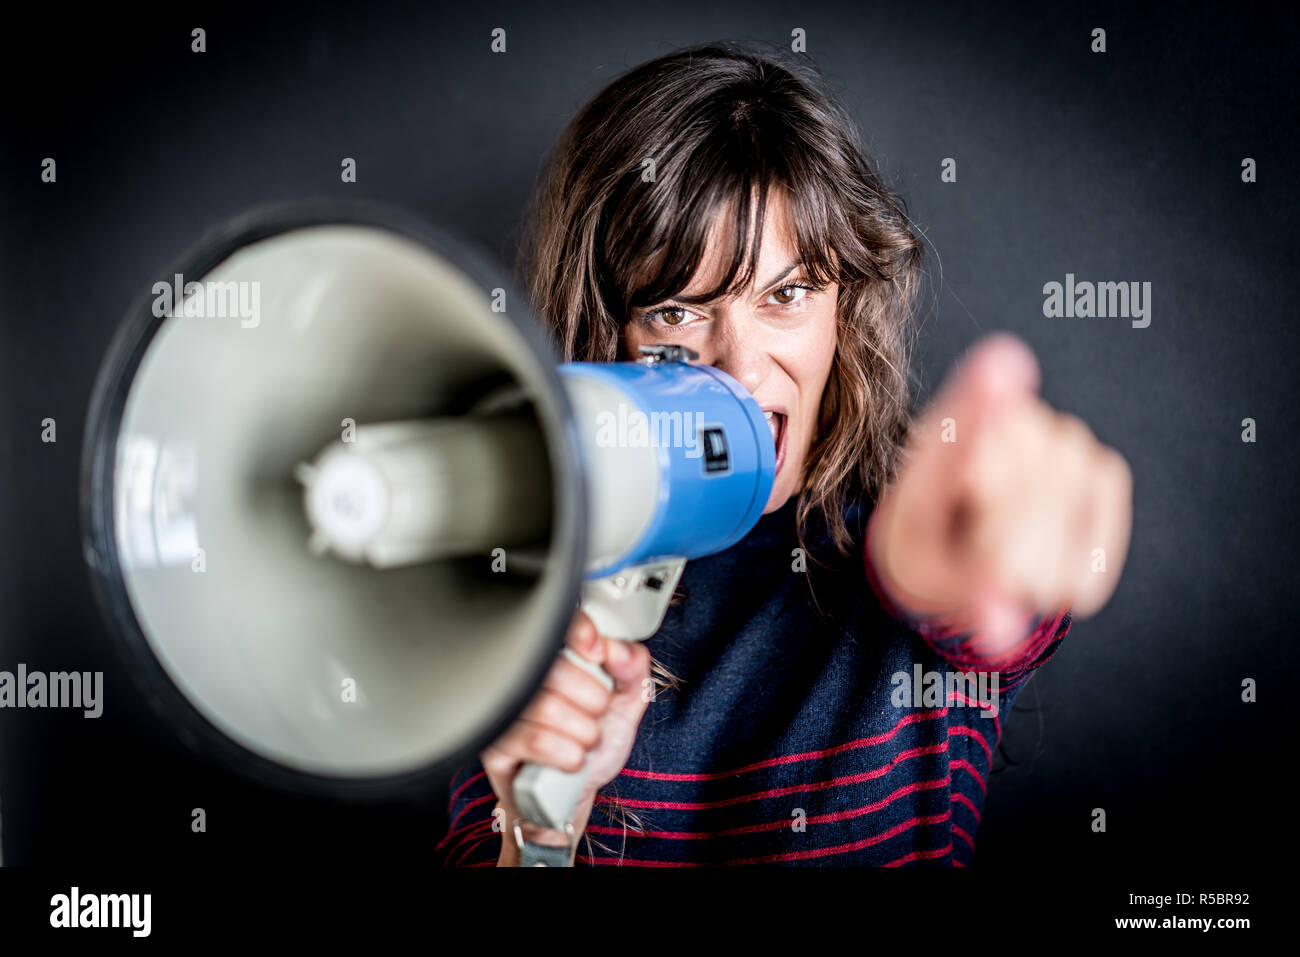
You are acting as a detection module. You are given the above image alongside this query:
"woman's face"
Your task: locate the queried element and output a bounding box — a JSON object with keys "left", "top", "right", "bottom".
{"left": 621, "top": 194, "right": 840, "bottom": 513}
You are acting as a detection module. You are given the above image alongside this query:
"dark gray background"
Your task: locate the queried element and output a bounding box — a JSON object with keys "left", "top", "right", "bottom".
{"left": 1, "top": 0, "right": 1294, "bottom": 870}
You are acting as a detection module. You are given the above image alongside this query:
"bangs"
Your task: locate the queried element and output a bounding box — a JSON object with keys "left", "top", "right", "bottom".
{"left": 522, "top": 41, "right": 924, "bottom": 554}
{"left": 601, "top": 115, "right": 844, "bottom": 319}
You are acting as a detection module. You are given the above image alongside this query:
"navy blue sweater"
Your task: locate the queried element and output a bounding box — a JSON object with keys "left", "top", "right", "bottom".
{"left": 437, "top": 495, "right": 1070, "bottom": 866}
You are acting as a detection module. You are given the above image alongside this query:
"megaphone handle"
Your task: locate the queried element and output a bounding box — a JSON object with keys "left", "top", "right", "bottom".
{"left": 512, "top": 647, "right": 616, "bottom": 836}
{"left": 510, "top": 559, "right": 686, "bottom": 861}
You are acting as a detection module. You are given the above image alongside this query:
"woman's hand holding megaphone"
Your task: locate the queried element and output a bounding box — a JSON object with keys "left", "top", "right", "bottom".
{"left": 481, "top": 609, "right": 652, "bottom": 866}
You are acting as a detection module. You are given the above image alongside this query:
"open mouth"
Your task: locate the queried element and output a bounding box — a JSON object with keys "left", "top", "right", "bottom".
{"left": 763, "top": 409, "right": 787, "bottom": 478}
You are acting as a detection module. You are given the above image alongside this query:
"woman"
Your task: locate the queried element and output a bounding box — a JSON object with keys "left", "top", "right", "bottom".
{"left": 435, "top": 40, "right": 1132, "bottom": 866}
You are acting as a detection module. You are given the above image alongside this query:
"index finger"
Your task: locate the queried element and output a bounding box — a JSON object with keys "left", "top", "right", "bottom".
{"left": 913, "top": 333, "right": 1041, "bottom": 451}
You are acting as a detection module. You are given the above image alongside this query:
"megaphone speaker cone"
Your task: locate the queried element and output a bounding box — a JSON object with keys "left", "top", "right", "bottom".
{"left": 80, "top": 203, "right": 586, "bottom": 797}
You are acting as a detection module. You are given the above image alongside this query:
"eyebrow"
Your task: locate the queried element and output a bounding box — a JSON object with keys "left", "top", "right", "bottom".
{"left": 757, "top": 260, "right": 802, "bottom": 293}
{"left": 668, "top": 260, "right": 802, "bottom": 306}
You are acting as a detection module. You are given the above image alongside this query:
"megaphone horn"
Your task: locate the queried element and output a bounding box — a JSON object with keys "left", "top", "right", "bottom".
{"left": 81, "top": 201, "right": 587, "bottom": 798}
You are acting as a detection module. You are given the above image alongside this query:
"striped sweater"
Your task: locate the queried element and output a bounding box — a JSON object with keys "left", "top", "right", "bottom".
{"left": 436, "top": 495, "right": 1071, "bottom": 866}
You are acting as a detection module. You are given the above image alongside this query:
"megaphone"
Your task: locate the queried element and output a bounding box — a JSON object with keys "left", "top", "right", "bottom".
{"left": 81, "top": 201, "right": 774, "bottom": 863}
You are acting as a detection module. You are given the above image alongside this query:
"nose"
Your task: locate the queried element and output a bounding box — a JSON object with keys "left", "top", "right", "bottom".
{"left": 706, "top": 314, "right": 771, "bottom": 396}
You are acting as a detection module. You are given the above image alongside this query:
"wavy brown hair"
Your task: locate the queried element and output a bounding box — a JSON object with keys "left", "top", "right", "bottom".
{"left": 514, "top": 40, "right": 925, "bottom": 859}
{"left": 518, "top": 40, "right": 925, "bottom": 563}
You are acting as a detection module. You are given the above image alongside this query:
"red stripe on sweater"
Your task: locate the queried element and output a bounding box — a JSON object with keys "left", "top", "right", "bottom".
{"left": 436, "top": 808, "right": 500, "bottom": 851}
{"left": 446, "top": 769, "right": 487, "bottom": 814}
{"left": 444, "top": 792, "right": 496, "bottom": 836}
{"left": 585, "top": 775, "right": 952, "bottom": 840}
{"left": 950, "top": 790, "right": 983, "bottom": 824}
{"left": 617, "top": 709, "right": 948, "bottom": 782}
{"left": 453, "top": 833, "right": 495, "bottom": 866}
{"left": 947, "top": 724, "right": 993, "bottom": 765}
{"left": 946, "top": 692, "right": 1001, "bottom": 740}
{"left": 594, "top": 742, "right": 949, "bottom": 811}
{"left": 941, "top": 607, "right": 1069, "bottom": 673}
{"left": 577, "top": 811, "right": 953, "bottom": 866}
{"left": 948, "top": 758, "right": 987, "bottom": 794}
{"left": 884, "top": 845, "right": 953, "bottom": 866}
{"left": 952, "top": 824, "right": 975, "bottom": 849}
{"left": 438, "top": 817, "right": 495, "bottom": 860}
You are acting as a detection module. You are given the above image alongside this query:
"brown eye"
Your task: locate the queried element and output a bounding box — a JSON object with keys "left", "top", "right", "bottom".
{"left": 770, "top": 284, "right": 812, "bottom": 307}
{"left": 638, "top": 304, "right": 703, "bottom": 328}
